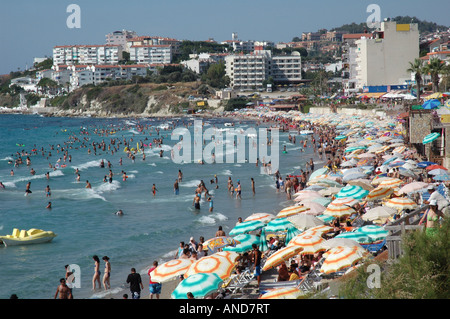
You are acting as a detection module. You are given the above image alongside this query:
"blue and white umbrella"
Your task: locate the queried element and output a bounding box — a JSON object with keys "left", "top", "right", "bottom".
{"left": 423, "top": 132, "right": 440, "bottom": 145}
{"left": 335, "top": 185, "right": 369, "bottom": 200}
{"left": 433, "top": 174, "right": 450, "bottom": 181}
{"left": 417, "top": 161, "right": 437, "bottom": 168}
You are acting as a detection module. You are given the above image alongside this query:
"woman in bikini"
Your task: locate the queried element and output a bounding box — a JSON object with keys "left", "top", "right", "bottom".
{"left": 420, "top": 200, "right": 445, "bottom": 237}
{"left": 92, "top": 255, "right": 101, "bottom": 290}
{"left": 102, "top": 256, "right": 111, "bottom": 290}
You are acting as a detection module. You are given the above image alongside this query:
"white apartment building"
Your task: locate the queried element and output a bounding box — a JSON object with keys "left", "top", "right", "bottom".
{"left": 129, "top": 45, "right": 172, "bottom": 64}
{"left": 106, "top": 30, "right": 138, "bottom": 51}
{"left": 225, "top": 50, "right": 302, "bottom": 91}
{"left": 53, "top": 45, "right": 123, "bottom": 65}
{"left": 354, "top": 21, "right": 419, "bottom": 91}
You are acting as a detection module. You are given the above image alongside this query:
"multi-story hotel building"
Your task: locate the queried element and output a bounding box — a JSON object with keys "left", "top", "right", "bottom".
{"left": 53, "top": 45, "right": 123, "bottom": 66}
{"left": 129, "top": 45, "right": 172, "bottom": 64}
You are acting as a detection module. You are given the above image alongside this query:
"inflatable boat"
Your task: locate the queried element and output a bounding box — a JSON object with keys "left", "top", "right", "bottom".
{"left": 0, "top": 228, "right": 57, "bottom": 247}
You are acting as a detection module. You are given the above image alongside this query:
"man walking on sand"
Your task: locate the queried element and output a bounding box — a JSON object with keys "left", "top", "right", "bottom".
{"left": 126, "top": 268, "right": 143, "bottom": 299}
{"left": 251, "top": 244, "right": 262, "bottom": 289}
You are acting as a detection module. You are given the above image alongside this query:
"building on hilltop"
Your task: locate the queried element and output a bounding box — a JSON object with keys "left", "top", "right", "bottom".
{"left": 129, "top": 45, "right": 172, "bottom": 64}
{"left": 53, "top": 45, "right": 123, "bottom": 66}
{"left": 106, "top": 30, "right": 138, "bottom": 51}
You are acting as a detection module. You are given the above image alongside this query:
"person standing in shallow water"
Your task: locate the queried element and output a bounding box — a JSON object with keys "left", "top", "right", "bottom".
{"left": 92, "top": 255, "right": 101, "bottom": 290}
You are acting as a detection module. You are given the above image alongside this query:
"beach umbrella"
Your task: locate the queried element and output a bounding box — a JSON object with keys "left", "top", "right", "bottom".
{"left": 149, "top": 259, "right": 195, "bottom": 283}
{"left": 309, "top": 167, "right": 329, "bottom": 180}
{"left": 433, "top": 174, "right": 450, "bottom": 181}
{"left": 334, "top": 231, "right": 372, "bottom": 244}
{"left": 171, "top": 273, "right": 223, "bottom": 299}
{"left": 308, "top": 178, "right": 342, "bottom": 188}
{"left": 422, "top": 132, "right": 440, "bottom": 144}
{"left": 362, "top": 206, "right": 396, "bottom": 222}
{"left": 345, "top": 146, "right": 367, "bottom": 153}
{"left": 259, "top": 287, "right": 304, "bottom": 299}
{"left": 318, "top": 187, "right": 342, "bottom": 196}
{"left": 365, "top": 186, "right": 394, "bottom": 201}
{"left": 277, "top": 205, "right": 310, "bottom": 218}
{"left": 335, "top": 135, "right": 348, "bottom": 140}
{"left": 385, "top": 197, "right": 418, "bottom": 210}
{"left": 428, "top": 169, "right": 448, "bottom": 176}
{"left": 184, "top": 251, "right": 238, "bottom": 280}
{"left": 347, "top": 179, "right": 374, "bottom": 191}
{"left": 378, "top": 178, "right": 403, "bottom": 188}
{"left": 262, "top": 245, "right": 304, "bottom": 271}
{"left": 335, "top": 185, "right": 369, "bottom": 200}
{"left": 203, "top": 236, "right": 240, "bottom": 253}
{"left": 303, "top": 197, "right": 332, "bottom": 207}
{"left": 259, "top": 228, "right": 269, "bottom": 252}
{"left": 426, "top": 164, "right": 447, "bottom": 171}
{"left": 322, "top": 238, "right": 364, "bottom": 250}
{"left": 244, "top": 213, "right": 276, "bottom": 223}
{"left": 316, "top": 214, "right": 336, "bottom": 224}
{"left": 397, "top": 182, "right": 429, "bottom": 195}
{"left": 265, "top": 218, "right": 296, "bottom": 232}
{"left": 287, "top": 233, "right": 326, "bottom": 255}
{"left": 417, "top": 161, "right": 437, "bottom": 168}
{"left": 298, "top": 201, "right": 326, "bottom": 215}
{"left": 303, "top": 225, "right": 334, "bottom": 236}
{"left": 323, "top": 204, "right": 356, "bottom": 218}
{"left": 229, "top": 220, "right": 265, "bottom": 236}
{"left": 398, "top": 167, "right": 418, "bottom": 178}
{"left": 320, "top": 246, "right": 366, "bottom": 274}
{"left": 330, "top": 197, "right": 360, "bottom": 207}
{"left": 287, "top": 214, "right": 324, "bottom": 230}
{"left": 422, "top": 99, "right": 440, "bottom": 109}
{"left": 223, "top": 234, "right": 259, "bottom": 253}
{"left": 294, "top": 192, "right": 323, "bottom": 201}
{"left": 342, "top": 171, "right": 367, "bottom": 182}
{"left": 285, "top": 226, "right": 303, "bottom": 245}
{"left": 358, "top": 225, "right": 389, "bottom": 242}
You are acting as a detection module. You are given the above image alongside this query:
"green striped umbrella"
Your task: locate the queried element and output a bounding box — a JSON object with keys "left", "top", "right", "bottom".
{"left": 223, "top": 234, "right": 259, "bottom": 253}
{"left": 171, "top": 273, "right": 223, "bottom": 299}
{"left": 335, "top": 185, "right": 369, "bottom": 200}
{"left": 423, "top": 132, "right": 440, "bottom": 144}
{"left": 345, "top": 146, "right": 367, "bottom": 153}
{"left": 317, "top": 214, "right": 336, "bottom": 224}
{"left": 309, "top": 167, "right": 329, "bottom": 181}
{"left": 335, "top": 135, "right": 348, "bottom": 140}
{"left": 357, "top": 225, "right": 388, "bottom": 242}
{"left": 229, "top": 220, "right": 265, "bottom": 236}
{"left": 285, "top": 226, "right": 303, "bottom": 245}
{"left": 304, "top": 197, "right": 332, "bottom": 207}
{"left": 259, "top": 227, "right": 269, "bottom": 252}
{"left": 335, "top": 231, "right": 372, "bottom": 244}
{"left": 265, "top": 218, "right": 296, "bottom": 233}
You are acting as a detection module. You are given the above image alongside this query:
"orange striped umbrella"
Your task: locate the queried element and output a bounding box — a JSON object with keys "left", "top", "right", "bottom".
{"left": 149, "top": 259, "right": 195, "bottom": 283}
{"left": 303, "top": 225, "right": 334, "bottom": 236}
{"left": 323, "top": 204, "right": 356, "bottom": 218}
{"left": 277, "top": 205, "right": 310, "bottom": 218}
{"left": 378, "top": 178, "right": 403, "bottom": 188}
{"left": 330, "top": 197, "right": 360, "bottom": 207}
{"left": 385, "top": 197, "right": 418, "bottom": 210}
{"left": 320, "top": 246, "right": 366, "bottom": 274}
{"left": 184, "top": 251, "right": 238, "bottom": 280}
{"left": 262, "top": 245, "right": 304, "bottom": 271}
{"left": 365, "top": 186, "right": 394, "bottom": 201}
{"left": 287, "top": 233, "right": 326, "bottom": 255}
{"left": 244, "top": 213, "right": 276, "bottom": 223}
{"left": 259, "top": 287, "right": 304, "bottom": 299}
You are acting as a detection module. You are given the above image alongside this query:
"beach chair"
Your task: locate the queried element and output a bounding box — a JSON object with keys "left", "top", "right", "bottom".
{"left": 362, "top": 239, "right": 386, "bottom": 255}
{"left": 224, "top": 268, "right": 254, "bottom": 294}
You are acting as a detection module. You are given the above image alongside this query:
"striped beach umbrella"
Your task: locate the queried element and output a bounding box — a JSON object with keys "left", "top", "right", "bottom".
{"left": 358, "top": 225, "right": 389, "bottom": 242}
{"left": 149, "top": 259, "right": 195, "bottom": 283}
{"left": 287, "top": 233, "right": 326, "bottom": 255}
{"left": 335, "top": 185, "right": 369, "bottom": 200}
{"left": 347, "top": 179, "right": 374, "bottom": 191}
{"left": 184, "top": 251, "right": 238, "bottom": 280}
{"left": 171, "top": 273, "right": 223, "bottom": 299}
{"left": 316, "top": 214, "right": 336, "bottom": 224}
{"left": 318, "top": 187, "right": 342, "bottom": 196}
{"left": 330, "top": 197, "right": 360, "bottom": 207}
{"left": 397, "top": 181, "right": 429, "bottom": 195}
{"left": 426, "top": 164, "right": 447, "bottom": 171}
{"left": 244, "top": 213, "right": 276, "bottom": 223}
{"left": 323, "top": 204, "right": 356, "bottom": 218}
{"left": 320, "top": 246, "right": 366, "bottom": 274}
{"left": 259, "top": 287, "right": 304, "bottom": 299}
{"left": 303, "top": 225, "right": 334, "bottom": 236}
{"left": 428, "top": 169, "right": 448, "bottom": 176}
{"left": 297, "top": 201, "right": 326, "bottom": 215}
{"left": 378, "top": 178, "right": 403, "bottom": 188}
{"left": 303, "top": 197, "right": 332, "bottom": 207}
{"left": 285, "top": 226, "right": 303, "bottom": 245}
{"left": 265, "top": 218, "right": 296, "bottom": 233}
{"left": 277, "top": 205, "right": 310, "bottom": 218}
{"left": 422, "top": 132, "right": 440, "bottom": 144}
{"left": 335, "top": 231, "right": 372, "bottom": 244}
{"left": 362, "top": 206, "right": 396, "bottom": 221}
{"left": 322, "top": 238, "right": 364, "bottom": 250}
{"left": 385, "top": 197, "right": 418, "bottom": 210}
{"left": 335, "top": 135, "right": 348, "bottom": 140}
{"left": 259, "top": 227, "right": 269, "bottom": 252}
{"left": 229, "top": 220, "right": 265, "bottom": 236}
{"left": 365, "top": 186, "right": 394, "bottom": 201}
{"left": 294, "top": 192, "right": 323, "bottom": 201}
{"left": 433, "top": 174, "right": 450, "bottom": 181}
{"left": 223, "top": 234, "right": 259, "bottom": 253}
{"left": 309, "top": 167, "right": 329, "bottom": 180}
{"left": 262, "top": 245, "right": 304, "bottom": 271}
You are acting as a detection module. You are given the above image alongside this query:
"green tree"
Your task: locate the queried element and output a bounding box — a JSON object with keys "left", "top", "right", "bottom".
{"left": 424, "top": 58, "right": 445, "bottom": 93}
{"left": 203, "top": 62, "right": 229, "bottom": 89}
{"left": 407, "top": 58, "right": 425, "bottom": 103}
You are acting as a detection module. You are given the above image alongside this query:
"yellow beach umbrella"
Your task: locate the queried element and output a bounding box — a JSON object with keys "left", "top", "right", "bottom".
{"left": 323, "top": 204, "right": 356, "bottom": 218}
{"left": 149, "top": 259, "right": 195, "bottom": 283}
{"left": 277, "top": 205, "right": 310, "bottom": 218}
{"left": 378, "top": 178, "right": 403, "bottom": 188}
{"left": 385, "top": 197, "right": 418, "bottom": 210}
{"left": 262, "top": 245, "right": 304, "bottom": 271}
{"left": 320, "top": 245, "right": 366, "bottom": 274}
{"left": 259, "top": 287, "right": 304, "bottom": 299}
{"left": 184, "top": 251, "right": 238, "bottom": 280}
{"left": 365, "top": 186, "right": 394, "bottom": 201}
{"left": 287, "top": 233, "right": 326, "bottom": 255}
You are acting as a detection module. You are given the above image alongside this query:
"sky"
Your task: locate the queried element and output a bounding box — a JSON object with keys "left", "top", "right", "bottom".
{"left": 0, "top": 0, "right": 449, "bottom": 75}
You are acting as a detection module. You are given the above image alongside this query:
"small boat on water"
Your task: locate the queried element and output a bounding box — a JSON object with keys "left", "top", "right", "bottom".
{"left": 0, "top": 228, "right": 57, "bottom": 247}
{"left": 224, "top": 123, "right": 233, "bottom": 127}
{"left": 300, "top": 130, "right": 314, "bottom": 135}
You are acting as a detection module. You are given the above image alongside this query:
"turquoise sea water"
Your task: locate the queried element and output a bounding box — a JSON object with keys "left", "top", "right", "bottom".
{"left": 0, "top": 114, "right": 321, "bottom": 299}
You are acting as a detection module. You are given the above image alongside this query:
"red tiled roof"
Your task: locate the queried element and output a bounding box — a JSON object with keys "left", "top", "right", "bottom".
{"left": 343, "top": 33, "right": 372, "bottom": 39}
